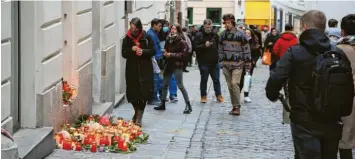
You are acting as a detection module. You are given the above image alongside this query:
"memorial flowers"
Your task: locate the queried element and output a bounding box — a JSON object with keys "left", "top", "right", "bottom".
{"left": 54, "top": 114, "right": 149, "bottom": 153}
{"left": 62, "top": 80, "right": 76, "bottom": 105}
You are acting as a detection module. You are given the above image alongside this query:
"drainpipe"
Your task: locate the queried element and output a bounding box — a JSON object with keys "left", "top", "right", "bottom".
{"left": 169, "top": 0, "right": 175, "bottom": 24}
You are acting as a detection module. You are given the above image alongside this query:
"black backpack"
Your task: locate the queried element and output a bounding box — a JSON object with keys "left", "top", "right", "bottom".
{"left": 312, "top": 47, "right": 354, "bottom": 120}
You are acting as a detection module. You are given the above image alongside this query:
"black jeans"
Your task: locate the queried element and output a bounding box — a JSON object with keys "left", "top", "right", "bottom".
{"left": 339, "top": 149, "right": 353, "bottom": 159}
{"left": 198, "top": 63, "right": 221, "bottom": 96}
{"left": 290, "top": 122, "right": 343, "bottom": 159}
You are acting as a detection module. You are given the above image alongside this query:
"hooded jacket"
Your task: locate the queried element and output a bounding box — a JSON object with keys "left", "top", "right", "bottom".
{"left": 265, "top": 29, "right": 345, "bottom": 124}
{"left": 272, "top": 31, "right": 298, "bottom": 58}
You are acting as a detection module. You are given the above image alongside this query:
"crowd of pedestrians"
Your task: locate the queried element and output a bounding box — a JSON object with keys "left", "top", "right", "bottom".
{"left": 121, "top": 11, "right": 355, "bottom": 158}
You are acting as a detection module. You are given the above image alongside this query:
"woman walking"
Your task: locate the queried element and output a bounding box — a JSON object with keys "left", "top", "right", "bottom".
{"left": 154, "top": 24, "right": 192, "bottom": 114}
{"left": 264, "top": 28, "right": 279, "bottom": 71}
{"left": 239, "top": 28, "right": 260, "bottom": 103}
{"left": 122, "top": 18, "right": 155, "bottom": 127}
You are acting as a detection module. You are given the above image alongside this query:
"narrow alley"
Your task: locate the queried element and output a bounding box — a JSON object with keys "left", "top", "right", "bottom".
{"left": 47, "top": 61, "right": 295, "bottom": 159}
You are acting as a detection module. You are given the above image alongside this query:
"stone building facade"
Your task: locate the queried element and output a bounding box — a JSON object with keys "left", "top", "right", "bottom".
{"left": 1, "top": 1, "right": 185, "bottom": 158}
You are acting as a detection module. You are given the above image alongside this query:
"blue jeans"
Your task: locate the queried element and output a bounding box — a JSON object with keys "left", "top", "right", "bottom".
{"left": 290, "top": 122, "right": 342, "bottom": 159}
{"left": 169, "top": 73, "right": 177, "bottom": 98}
{"left": 153, "top": 73, "right": 163, "bottom": 101}
{"left": 198, "top": 63, "right": 221, "bottom": 96}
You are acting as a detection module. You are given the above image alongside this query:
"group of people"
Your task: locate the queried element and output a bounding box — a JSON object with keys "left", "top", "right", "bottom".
{"left": 266, "top": 11, "right": 355, "bottom": 159}
{"left": 121, "top": 13, "right": 262, "bottom": 126}
{"left": 121, "top": 10, "right": 355, "bottom": 159}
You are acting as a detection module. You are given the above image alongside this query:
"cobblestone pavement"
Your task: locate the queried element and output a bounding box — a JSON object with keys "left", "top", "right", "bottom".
{"left": 46, "top": 61, "right": 354, "bottom": 159}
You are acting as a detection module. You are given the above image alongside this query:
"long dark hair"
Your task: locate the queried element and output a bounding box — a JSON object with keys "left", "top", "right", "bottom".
{"left": 245, "top": 28, "right": 259, "bottom": 47}
{"left": 130, "top": 17, "right": 143, "bottom": 32}
{"left": 169, "top": 23, "right": 185, "bottom": 40}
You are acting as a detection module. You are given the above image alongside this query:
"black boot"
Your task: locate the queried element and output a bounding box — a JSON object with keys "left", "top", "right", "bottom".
{"left": 135, "top": 102, "right": 145, "bottom": 127}
{"left": 183, "top": 101, "right": 192, "bottom": 114}
{"left": 132, "top": 104, "right": 138, "bottom": 122}
{"left": 154, "top": 100, "right": 166, "bottom": 110}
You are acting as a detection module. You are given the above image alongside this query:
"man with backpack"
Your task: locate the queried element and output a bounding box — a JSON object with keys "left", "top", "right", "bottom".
{"left": 337, "top": 14, "right": 355, "bottom": 159}
{"left": 265, "top": 10, "right": 354, "bottom": 158}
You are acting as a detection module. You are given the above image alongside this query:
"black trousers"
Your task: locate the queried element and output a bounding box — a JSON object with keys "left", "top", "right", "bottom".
{"left": 291, "top": 122, "right": 342, "bottom": 159}
{"left": 339, "top": 149, "right": 353, "bottom": 159}
{"left": 184, "top": 52, "right": 192, "bottom": 68}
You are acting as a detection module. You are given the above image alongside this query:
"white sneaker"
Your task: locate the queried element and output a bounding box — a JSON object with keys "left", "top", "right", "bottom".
{"left": 244, "top": 97, "right": 252, "bottom": 103}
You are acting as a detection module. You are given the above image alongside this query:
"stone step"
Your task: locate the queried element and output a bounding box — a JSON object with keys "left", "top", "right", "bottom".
{"left": 1, "top": 134, "right": 19, "bottom": 159}
{"left": 13, "top": 127, "right": 55, "bottom": 159}
{"left": 92, "top": 102, "right": 113, "bottom": 116}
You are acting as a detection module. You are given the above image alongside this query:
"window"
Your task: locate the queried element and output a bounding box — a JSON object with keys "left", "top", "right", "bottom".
{"left": 238, "top": 0, "right": 242, "bottom": 6}
{"left": 188, "top": 8, "right": 193, "bottom": 24}
{"left": 206, "top": 8, "right": 222, "bottom": 25}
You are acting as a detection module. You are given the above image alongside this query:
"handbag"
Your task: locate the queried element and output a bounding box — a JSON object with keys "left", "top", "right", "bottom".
{"left": 262, "top": 49, "right": 272, "bottom": 65}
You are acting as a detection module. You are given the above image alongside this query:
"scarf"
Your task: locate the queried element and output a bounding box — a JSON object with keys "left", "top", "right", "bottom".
{"left": 167, "top": 33, "right": 181, "bottom": 44}
{"left": 127, "top": 30, "right": 144, "bottom": 55}
{"left": 127, "top": 30, "right": 143, "bottom": 46}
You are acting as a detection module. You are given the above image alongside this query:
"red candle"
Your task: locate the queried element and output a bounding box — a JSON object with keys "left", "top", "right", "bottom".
{"left": 91, "top": 142, "right": 97, "bottom": 152}
{"left": 75, "top": 143, "right": 82, "bottom": 151}
{"left": 121, "top": 142, "right": 128, "bottom": 152}
{"left": 62, "top": 140, "right": 72, "bottom": 150}
{"left": 84, "top": 137, "right": 90, "bottom": 145}
{"left": 100, "top": 136, "right": 109, "bottom": 146}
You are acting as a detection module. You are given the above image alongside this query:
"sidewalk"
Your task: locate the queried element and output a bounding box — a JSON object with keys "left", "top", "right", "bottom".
{"left": 47, "top": 62, "right": 354, "bottom": 159}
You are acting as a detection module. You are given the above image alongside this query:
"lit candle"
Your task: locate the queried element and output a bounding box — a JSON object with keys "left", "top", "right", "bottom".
{"left": 90, "top": 142, "right": 97, "bottom": 152}
{"left": 75, "top": 143, "right": 82, "bottom": 151}
{"left": 62, "top": 140, "right": 72, "bottom": 150}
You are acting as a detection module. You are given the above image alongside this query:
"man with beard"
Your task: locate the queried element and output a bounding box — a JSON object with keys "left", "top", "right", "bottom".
{"left": 193, "top": 19, "right": 224, "bottom": 103}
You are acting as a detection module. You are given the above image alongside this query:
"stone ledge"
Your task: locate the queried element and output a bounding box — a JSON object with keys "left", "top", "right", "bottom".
{"left": 114, "top": 93, "right": 126, "bottom": 108}
{"left": 91, "top": 93, "right": 125, "bottom": 116}
{"left": 13, "top": 127, "right": 55, "bottom": 159}
{"left": 92, "top": 102, "right": 113, "bottom": 116}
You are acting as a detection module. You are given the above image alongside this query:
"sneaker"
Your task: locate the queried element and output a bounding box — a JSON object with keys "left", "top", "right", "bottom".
{"left": 244, "top": 97, "right": 252, "bottom": 103}
{"left": 170, "top": 96, "right": 178, "bottom": 103}
{"left": 201, "top": 96, "right": 207, "bottom": 103}
{"left": 148, "top": 99, "right": 161, "bottom": 105}
{"left": 217, "top": 95, "right": 224, "bottom": 103}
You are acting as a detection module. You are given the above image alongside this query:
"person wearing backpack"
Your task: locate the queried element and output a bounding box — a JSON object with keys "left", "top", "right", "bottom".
{"left": 337, "top": 14, "right": 355, "bottom": 159}
{"left": 265, "top": 10, "right": 354, "bottom": 158}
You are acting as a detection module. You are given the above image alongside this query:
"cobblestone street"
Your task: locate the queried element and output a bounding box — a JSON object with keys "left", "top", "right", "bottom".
{"left": 46, "top": 62, "right": 354, "bottom": 159}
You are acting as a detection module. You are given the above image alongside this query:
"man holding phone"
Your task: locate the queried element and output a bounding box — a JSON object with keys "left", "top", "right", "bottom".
{"left": 193, "top": 19, "right": 224, "bottom": 103}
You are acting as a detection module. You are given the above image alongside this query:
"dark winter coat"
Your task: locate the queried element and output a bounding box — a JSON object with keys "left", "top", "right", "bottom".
{"left": 265, "top": 29, "right": 345, "bottom": 124}
{"left": 163, "top": 34, "right": 189, "bottom": 73}
{"left": 193, "top": 30, "right": 219, "bottom": 65}
{"left": 122, "top": 31, "right": 156, "bottom": 103}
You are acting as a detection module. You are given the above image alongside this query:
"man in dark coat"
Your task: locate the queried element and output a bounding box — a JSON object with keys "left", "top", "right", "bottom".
{"left": 122, "top": 18, "right": 156, "bottom": 127}
{"left": 265, "top": 10, "right": 343, "bottom": 158}
{"left": 193, "top": 19, "right": 224, "bottom": 104}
